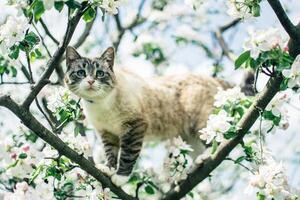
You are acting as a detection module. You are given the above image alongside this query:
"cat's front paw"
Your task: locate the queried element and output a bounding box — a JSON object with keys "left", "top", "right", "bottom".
{"left": 111, "top": 174, "right": 129, "bottom": 187}
{"left": 96, "top": 163, "right": 116, "bottom": 177}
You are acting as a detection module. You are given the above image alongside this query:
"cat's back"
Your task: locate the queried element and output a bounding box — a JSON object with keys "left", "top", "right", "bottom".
{"left": 143, "top": 73, "right": 231, "bottom": 137}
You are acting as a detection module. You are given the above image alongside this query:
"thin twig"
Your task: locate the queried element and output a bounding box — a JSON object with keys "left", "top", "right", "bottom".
{"left": 74, "top": 10, "right": 97, "bottom": 49}
{"left": 135, "top": 182, "right": 143, "bottom": 199}
{"left": 225, "top": 157, "right": 255, "bottom": 174}
{"left": 25, "top": 51, "right": 34, "bottom": 84}
{"left": 35, "top": 97, "right": 55, "bottom": 131}
{"left": 126, "top": 0, "right": 147, "bottom": 30}
{"left": 214, "top": 19, "right": 241, "bottom": 61}
{"left": 220, "top": 18, "right": 241, "bottom": 32}
{"left": 41, "top": 97, "right": 60, "bottom": 126}
{"left": 20, "top": 63, "right": 31, "bottom": 81}
{"left": 40, "top": 18, "right": 59, "bottom": 45}
{"left": 32, "top": 22, "right": 52, "bottom": 57}
{"left": 0, "top": 81, "right": 31, "bottom": 85}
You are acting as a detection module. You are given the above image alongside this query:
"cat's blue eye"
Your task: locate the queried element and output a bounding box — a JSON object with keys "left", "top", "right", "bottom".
{"left": 76, "top": 70, "right": 86, "bottom": 78}
{"left": 96, "top": 70, "right": 105, "bottom": 78}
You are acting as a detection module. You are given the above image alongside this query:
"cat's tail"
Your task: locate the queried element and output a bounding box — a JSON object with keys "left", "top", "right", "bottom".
{"left": 241, "top": 70, "right": 255, "bottom": 96}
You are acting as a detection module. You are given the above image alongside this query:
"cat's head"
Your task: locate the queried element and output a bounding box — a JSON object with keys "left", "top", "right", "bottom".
{"left": 64, "top": 46, "right": 116, "bottom": 100}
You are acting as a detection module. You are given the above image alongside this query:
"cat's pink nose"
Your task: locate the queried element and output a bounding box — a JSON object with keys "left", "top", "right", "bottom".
{"left": 87, "top": 80, "right": 95, "bottom": 85}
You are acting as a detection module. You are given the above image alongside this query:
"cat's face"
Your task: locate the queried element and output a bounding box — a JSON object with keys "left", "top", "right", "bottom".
{"left": 64, "top": 46, "right": 116, "bottom": 100}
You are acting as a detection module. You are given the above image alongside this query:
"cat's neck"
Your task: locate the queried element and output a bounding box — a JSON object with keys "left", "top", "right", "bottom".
{"left": 83, "top": 87, "right": 118, "bottom": 106}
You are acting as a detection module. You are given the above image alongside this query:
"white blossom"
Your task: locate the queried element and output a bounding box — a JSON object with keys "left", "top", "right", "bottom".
{"left": 246, "top": 157, "right": 297, "bottom": 200}
{"left": 0, "top": 15, "right": 28, "bottom": 51}
{"left": 282, "top": 55, "right": 300, "bottom": 88}
{"left": 266, "top": 93, "right": 289, "bottom": 117}
{"left": 199, "top": 110, "right": 233, "bottom": 144}
{"left": 100, "top": 0, "right": 122, "bottom": 15}
{"left": 59, "top": 132, "right": 92, "bottom": 157}
{"left": 226, "top": 0, "right": 254, "bottom": 19}
{"left": 243, "top": 28, "right": 286, "bottom": 59}
{"left": 164, "top": 137, "right": 193, "bottom": 185}
{"left": 4, "top": 178, "right": 55, "bottom": 200}
{"left": 5, "top": 0, "right": 28, "bottom": 14}
{"left": 214, "top": 86, "right": 246, "bottom": 107}
{"left": 47, "top": 87, "right": 70, "bottom": 112}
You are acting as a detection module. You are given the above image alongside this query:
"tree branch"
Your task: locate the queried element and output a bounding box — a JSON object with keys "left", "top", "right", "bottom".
{"left": 22, "top": 5, "right": 88, "bottom": 109}
{"left": 113, "top": 13, "right": 125, "bottom": 51}
{"left": 0, "top": 95, "right": 137, "bottom": 200}
{"left": 266, "top": 0, "right": 299, "bottom": 40}
{"left": 125, "top": 0, "right": 147, "bottom": 30}
{"left": 163, "top": 74, "right": 283, "bottom": 200}
{"left": 214, "top": 19, "right": 241, "bottom": 61}
{"left": 73, "top": 11, "right": 97, "bottom": 49}
{"left": 113, "top": 0, "right": 147, "bottom": 51}
{"left": 220, "top": 18, "right": 241, "bottom": 32}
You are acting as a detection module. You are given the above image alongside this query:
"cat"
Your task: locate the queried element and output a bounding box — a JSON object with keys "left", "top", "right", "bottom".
{"left": 64, "top": 46, "right": 240, "bottom": 186}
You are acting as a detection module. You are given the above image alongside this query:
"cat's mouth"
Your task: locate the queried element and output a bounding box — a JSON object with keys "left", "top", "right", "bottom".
{"left": 87, "top": 87, "right": 96, "bottom": 91}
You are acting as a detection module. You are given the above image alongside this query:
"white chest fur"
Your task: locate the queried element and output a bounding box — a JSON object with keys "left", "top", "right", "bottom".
{"left": 83, "top": 93, "right": 125, "bottom": 136}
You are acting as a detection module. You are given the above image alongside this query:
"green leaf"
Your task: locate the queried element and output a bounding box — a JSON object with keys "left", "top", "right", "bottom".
{"left": 46, "top": 166, "right": 62, "bottom": 181}
{"left": 33, "top": 1, "right": 45, "bottom": 22}
{"left": 235, "top": 156, "right": 245, "bottom": 163}
{"left": 35, "top": 48, "right": 43, "bottom": 58}
{"left": 263, "top": 111, "right": 281, "bottom": 126}
{"left": 224, "top": 130, "right": 237, "bottom": 139}
{"left": 19, "top": 153, "right": 28, "bottom": 159}
{"left": 145, "top": 185, "right": 155, "bottom": 195}
{"left": 235, "top": 50, "right": 250, "bottom": 69}
{"left": 243, "top": 145, "right": 254, "bottom": 161}
{"left": 8, "top": 45, "right": 20, "bottom": 60}
{"left": 251, "top": 4, "right": 260, "bottom": 17}
{"left": 83, "top": 7, "right": 96, "bottom": 22}
{"left": 74, "top": 126, "right": 79, "bottom": 136}
{"left": 30, "top": 51, "right": 36, "bottom": 61}
{"left": 25, "top": 32, "right": 39, "bottom": 45}
{"left": 6, "top": 160, "right": 19, "bottom": 170}
{"left": 211, "top": 139, "right": 218, "bottom": 154}
{"left": 25, "top": 131, "right": 38, "bottom": 143}
{"left": 54, "top": 1, "right": 64, "bottom": 12}
{"left": 9, "top": 66, "right": 17, "bottom": 77}
{"left": 0, "top": 66, "right": 5, "bottom": 74}
{"left": 128, "top": 175, "right": 139, "bottom": 184}
{"left": 65, "top": 0, "right": 81, "bottom": 9}
{"left": 257, "top": 192, "right": 266, "bottom": 200}
{"left": 29, "top": 165, "right": 45, "bottom": 183}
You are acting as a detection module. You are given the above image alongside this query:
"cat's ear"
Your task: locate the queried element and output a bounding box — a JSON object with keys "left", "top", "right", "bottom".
{"left": 66, "top": 46, "right": 81, "bottom": 65}
{"left": 100, "top": 47, "right": 115, "bottom": 70}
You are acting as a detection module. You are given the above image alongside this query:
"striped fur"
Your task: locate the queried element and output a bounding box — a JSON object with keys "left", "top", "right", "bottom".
{"left": 101, "top": 131, "right": 119, "bottom": 169}
{"left": 118, "top": 119, "right": 147, "bottom": 175}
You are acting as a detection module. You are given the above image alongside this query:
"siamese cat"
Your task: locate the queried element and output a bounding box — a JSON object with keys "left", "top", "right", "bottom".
{"left": 64, "top": 46, "right": 250, "bottom": 186}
